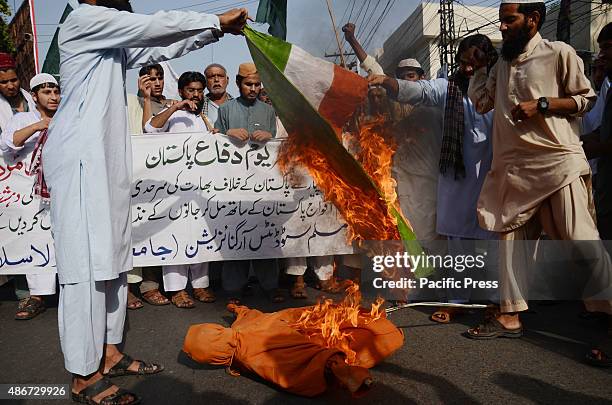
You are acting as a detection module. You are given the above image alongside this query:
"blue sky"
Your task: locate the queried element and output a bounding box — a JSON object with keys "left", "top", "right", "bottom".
{"left": 8, "top": 0, "right": 502, "bottom": 94}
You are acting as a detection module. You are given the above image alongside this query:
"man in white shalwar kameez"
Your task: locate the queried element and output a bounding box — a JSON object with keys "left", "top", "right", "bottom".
{"left": 43, "top": 1, "right": 248, "bottom": 403}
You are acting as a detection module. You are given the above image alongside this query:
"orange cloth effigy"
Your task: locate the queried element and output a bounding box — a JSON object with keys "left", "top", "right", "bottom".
{"left": 183, "top": 304, "right": 404, "bottom": 397}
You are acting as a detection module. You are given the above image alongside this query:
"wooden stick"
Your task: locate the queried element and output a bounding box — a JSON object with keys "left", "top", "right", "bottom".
{"left": 325, "top": 0, "right": 346, "bottom": 68}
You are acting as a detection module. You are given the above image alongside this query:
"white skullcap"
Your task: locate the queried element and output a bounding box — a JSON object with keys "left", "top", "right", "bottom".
{"left": 30, "top": 73, "right": 58, "bottom": 89}
{"left": 397, "top": 58, "right": 422, "bottom": 69}
{"left": 500, "top": 0, "right": 545, "bottom": 3}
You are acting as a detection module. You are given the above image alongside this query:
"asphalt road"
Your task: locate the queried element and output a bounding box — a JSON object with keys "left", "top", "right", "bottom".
{"left": 0, "top": 278, "right": 611, "bottom": 405}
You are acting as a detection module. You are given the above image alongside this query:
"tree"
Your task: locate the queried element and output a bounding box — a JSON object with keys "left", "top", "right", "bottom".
{"left": 0, "top": 0, "right": 15, "bottom": 54}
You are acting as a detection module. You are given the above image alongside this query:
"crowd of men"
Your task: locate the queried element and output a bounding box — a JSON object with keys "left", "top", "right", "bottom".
{"left": 0, "top": 0, "right": 611, "bottom": 402}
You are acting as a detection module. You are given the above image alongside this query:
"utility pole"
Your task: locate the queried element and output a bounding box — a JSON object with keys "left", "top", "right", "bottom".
{"left": 438, "top": 0, "right": 456, "bottom": 76}
{"left": 325, "top": 0, "right": 347, "bottom": 68}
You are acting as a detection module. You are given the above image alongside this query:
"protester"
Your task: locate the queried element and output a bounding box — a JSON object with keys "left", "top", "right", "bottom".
{"left": 145, "top": 71, "right": 216, "bottom": 308}
{"left": 203, "top": 63, "right": 233, "bottom": 125}
{"left": 464, "top": 1, "right": 611, "bottom": 365}
{"left": 370, "top": 34, "right": 499, "bottom": 323}
{"left": 145, "top": 71, "right": 211, "bottom": 134}
{"left": 42, "top": 0, "right": 248, "bottom": 402}
{"left": 0, "top": 52, "right": 36, "bottom": 137}
{"left": 215, "top": 62, "right": 283, "bottom": 303}
{"left": 127, "top": 63, "right": 176, "bottom": 135}
{"left": 1, "top": 73, "right": 60, "bottom": 320}
{"left": 0, "top": 54, "right": 50, "bottom": 318}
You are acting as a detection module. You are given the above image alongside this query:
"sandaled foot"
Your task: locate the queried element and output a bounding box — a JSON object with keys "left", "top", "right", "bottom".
{"left": 72, "top": 376, "right": 140, "bottom": 405}
{"left": 193, "top": 287, "right": 216, "bottom": 303}
{"left": 103, "top": 353, "right": 164, "bottom": 378}
{"left": 431, "top": 307, "right": 463, "bottom": 324}
{"left": 290, "top": 278, "right": 308, "bottom": 299}
{"left": 171, "top": 290, "right": 195, "bottom": 309}
{"left": 15, "top": 296, "right": 46, "bottom": 320}
{"left": 127, "top": 291, "right": 143, "bottom": 310}
{"left": 467, "top": 317, "right": 522, "bottom": 339}
{"left": 142, "top": 289, "right": 169, "bottom": 306}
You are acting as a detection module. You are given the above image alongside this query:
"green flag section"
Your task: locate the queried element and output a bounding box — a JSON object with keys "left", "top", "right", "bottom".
{"left": 244, "top": 26, "right": 432, "bottom": 278}
{"left": 41, "top": 2, "right": 73, "bottom": 79}
{"left": 255, "top": 0, "right": 287, "bottom": 40}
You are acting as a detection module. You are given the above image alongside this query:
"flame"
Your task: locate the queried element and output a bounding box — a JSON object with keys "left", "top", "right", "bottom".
{"left": 290, "top": 282, "right": 385, "bottom": 365}
{"left": 278, "top": 114, "right": 407, "bottom": 244}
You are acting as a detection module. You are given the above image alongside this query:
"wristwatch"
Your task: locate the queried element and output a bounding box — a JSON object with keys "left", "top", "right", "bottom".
{"left": 537, "top": 97, "right": 549, "bottom": 114}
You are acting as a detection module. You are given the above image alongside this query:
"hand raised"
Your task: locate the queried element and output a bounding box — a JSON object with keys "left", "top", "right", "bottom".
{"left": 218, "top": 8, "right": 249, "bottom": 35}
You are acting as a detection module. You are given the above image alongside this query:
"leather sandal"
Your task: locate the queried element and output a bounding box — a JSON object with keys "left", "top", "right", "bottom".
{"left": 15, "top": 296, "right": 46, "bottom": 320}
{"left": 71, "top": 377, "right": 141, "bottom": 405}
{"left": 141, "top": 289, "right": 170, "bottom": 306}
{"left": 103, "top": 354, "right": 164, "bottom": 378}
{"left": 171, "top": 290, "right": 195, "bottom": 309}
{"left": 193, "top": 287, "right": 216, "bottom": 303}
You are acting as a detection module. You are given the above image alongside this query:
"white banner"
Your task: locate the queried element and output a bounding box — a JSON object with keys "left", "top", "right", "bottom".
{"left": 0, "top": 132, "right": 353, "bottom": 274}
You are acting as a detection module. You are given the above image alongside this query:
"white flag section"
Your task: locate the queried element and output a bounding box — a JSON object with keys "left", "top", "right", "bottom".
{"left": 0, "top": 132, "right": 354, "bottom": 275}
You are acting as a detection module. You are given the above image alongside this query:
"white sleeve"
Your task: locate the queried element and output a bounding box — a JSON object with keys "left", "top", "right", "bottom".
{"left": 125, "top": 17, "right": 221, "bottom": 69}
{"left": 1, "top": 114, "right": 29, "bottom": 151}
{"left": 397, "top": 78, "right": 447, "bottom": 107}
{"left": 360, "top": 55, "right": 384, "bottom": 76}
{"left": 143, "top": 113, "right": 170, "bottom": 133}
{"left": 64, "top": 7, "right": 221, "bottom": 52}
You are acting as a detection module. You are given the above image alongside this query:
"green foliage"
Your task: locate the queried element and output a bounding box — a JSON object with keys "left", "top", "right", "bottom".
{"left": 0, "top": 0, "right": 14, "bottom": 54}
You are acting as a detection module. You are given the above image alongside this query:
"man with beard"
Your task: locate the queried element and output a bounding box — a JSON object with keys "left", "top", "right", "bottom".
{"left": 368, "top": 34, "right": 498, "bottom": 323}
{"left": 215, "top": 62, "right": 282, "bottom": 304}
{"left": 145, "top": 71, "right": 216, "bottom": 308}
{"left": 203, "top": 63, "right": 232, "bottom": 126}
{"left": 465, "top": 0, "right": 612, "bottom": 363}
{"left": 43, "top": 0, "right": 248, "bottom": 403}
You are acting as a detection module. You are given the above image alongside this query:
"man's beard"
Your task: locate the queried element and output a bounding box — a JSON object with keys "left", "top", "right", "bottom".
{"left": 453, "top": 71, "right": 470, "bottom": 94}
{"left": 501, "top": 23, "right": 531, "bottom": 62}
{"left": 97, "top": 0, "right": 133, "bottom": 12}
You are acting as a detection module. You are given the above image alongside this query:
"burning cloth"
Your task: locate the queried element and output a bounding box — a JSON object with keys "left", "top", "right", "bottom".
{"left": 183, "top": 296, "right": 403, "bottom": 397}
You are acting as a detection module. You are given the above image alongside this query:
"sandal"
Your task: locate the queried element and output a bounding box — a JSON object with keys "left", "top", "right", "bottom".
{"left": 15, "top": 296, "right": 46, "bottom": 320}
{"left": 141, "top": 289, "right": 170, "bottom": 306}
{"left": 467, "top": 317, "right": 523, "bottom": 339}
{"left": 290, "top": 278, "right": 308, "bottom": 299}
{"left": 193, "top": 287, "right": 216, "bottom": 303}
{"left": 72, "top": 377, "right": 141, "bottom": 405}
{"left": 127, "top": 291, "right": 143, "bottom": 310}
{"left": 103, "top": 353, "right": 164, "bottom": 378}
{"left": 431, "top": 307, "right": 463, "bottom": 324}
{"left": 171, "top": 290, "right": 195, "bottom": 309}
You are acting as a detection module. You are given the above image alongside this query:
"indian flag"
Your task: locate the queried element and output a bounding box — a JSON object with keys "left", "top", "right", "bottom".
{"left": 244, "top": 27, "right": 431, "bottom": 277}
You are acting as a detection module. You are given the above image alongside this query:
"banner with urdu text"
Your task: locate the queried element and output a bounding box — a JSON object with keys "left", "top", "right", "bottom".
{"left": 0, "top": 132, "right": 353, "bottom": 274}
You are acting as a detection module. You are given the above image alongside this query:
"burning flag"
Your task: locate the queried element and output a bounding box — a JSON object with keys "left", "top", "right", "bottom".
{"left": 244, "top": 26, "right": 431, "bottom": 277}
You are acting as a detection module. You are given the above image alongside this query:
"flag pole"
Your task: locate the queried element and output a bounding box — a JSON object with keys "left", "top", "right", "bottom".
{"left": 325, "top": 0, "right": 346, "bottom": 68}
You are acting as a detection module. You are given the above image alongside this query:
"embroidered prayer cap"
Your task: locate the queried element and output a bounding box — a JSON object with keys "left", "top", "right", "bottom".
{"left": 238, "top": 62, "right": 258, "bottom": 77}
{"left": 0, "top": 53, "right": 16, "bottom": 70}
{"left": 30, "top": 73, "right": 58, "bottom": 90}
{"left": 397, "top": 58, "right": 422, "bottom": 69}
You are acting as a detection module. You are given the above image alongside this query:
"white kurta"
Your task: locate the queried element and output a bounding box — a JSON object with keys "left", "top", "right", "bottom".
{"left": 44, "top": 3, "right": 221, "bottom": 284}
{"left": 0, "top": 89, "right": 36, "bottom": 152}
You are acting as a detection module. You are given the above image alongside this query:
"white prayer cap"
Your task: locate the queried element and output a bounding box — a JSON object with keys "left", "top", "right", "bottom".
{"left": 397, "top": 58, "right": 422, "bottom": 69}
{"left": 30, "top": 73, "right": 58, "bottom": 89}
{"left": 500, "top": 0, "right": 545, "bottom": 4}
